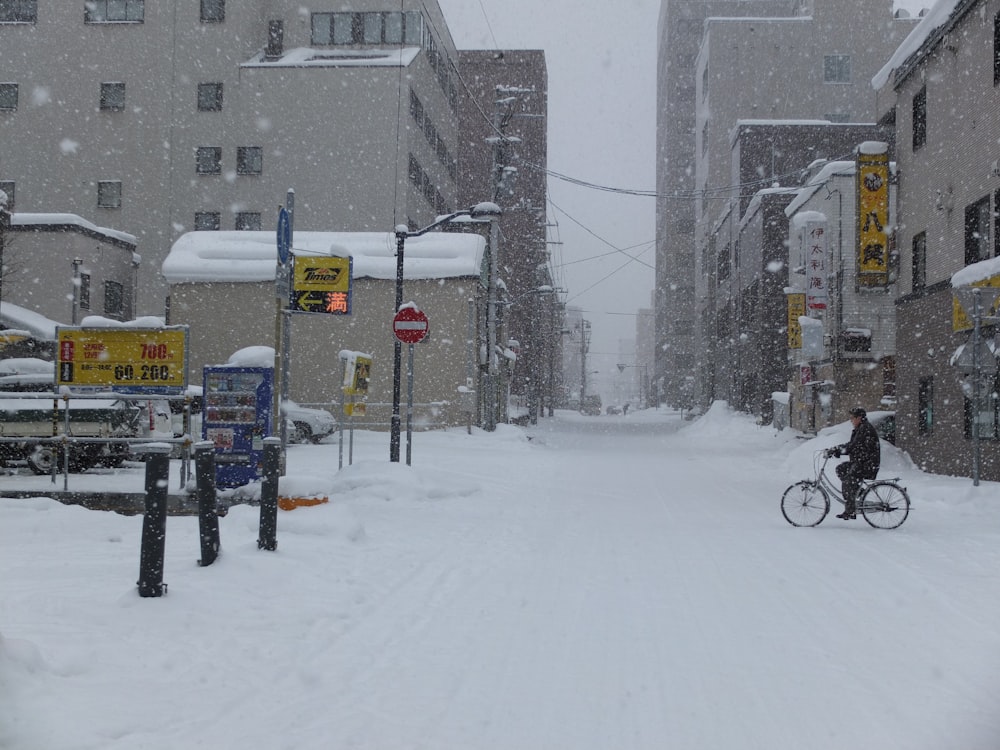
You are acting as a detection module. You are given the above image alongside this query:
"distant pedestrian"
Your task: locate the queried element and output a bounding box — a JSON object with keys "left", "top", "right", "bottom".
{"left": 623, "top": 403, "right": 630, "bottom": 415}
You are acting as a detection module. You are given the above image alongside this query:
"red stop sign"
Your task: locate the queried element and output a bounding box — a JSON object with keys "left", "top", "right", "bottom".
{"left": 393, "top": 307, "right": 429, "bottom": 344}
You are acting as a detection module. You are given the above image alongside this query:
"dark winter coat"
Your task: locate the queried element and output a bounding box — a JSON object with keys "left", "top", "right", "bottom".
{"left": 839, "top": 418, "right": 880, "bottom": 479}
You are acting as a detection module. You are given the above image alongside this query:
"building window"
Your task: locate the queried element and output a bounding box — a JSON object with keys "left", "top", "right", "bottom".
{"left": 236, "top": 147, "right": 262, "bottom": 176}
{"left": 99, "top": 82, "right": 125, "bottom": 112}
{"left": 104, "top": 280, "right": 124, "bottom": 317}
{"left": 79, "top": 273, "right": 91, "bottom": 310}
{"left": 0, "top": 180, "right": 14, "bottom": 210}
{"left": 195, "top": 211, "right": 220, "bottom": 230}
{"left": 235, "top": 212, "right": 260, "bottom": 231}
{"left": 912, "top": 231, "right": 926, "bottom": 292}
{"left": 196, "top": 146, "right": 222, "bottom": 175}
{"left": 824, "top": 55, "right": 851, "bottom": 83}
{"left": 0, "top": 0, "right": 36, "bottom": 22}
{"left": 918, "top": 376, "right": 934, "bottom": 436}
{"left": 97, "top": 180, "right": 122, "bottom": 209}
{"left": 197, "top": 83, "right": 223, "bottom": 112}
{"left": 311, "top": 11, "right": 421, "bottom": 46}
{"left": 85, "top": 0, "right": 144, "bottom": 23}
{"left": 0, "top": 83, "right": 18, "bottom": 111}
{"left": 912, "top": 86, "right": 926, "bottom": 152}
{"left": 200, "top": 0, "right": 223, "bottom": 23}
{"left": 882, "top": 357, "right": 896, "bottom": 400}
{"left": 964, "top": 196, "right": 992, "bottom": 266}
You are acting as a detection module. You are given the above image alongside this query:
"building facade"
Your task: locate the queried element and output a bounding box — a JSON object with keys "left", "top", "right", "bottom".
{"left": 0, "top": 1, "right": 464, "bottom": 317}
{"left": 874, "top": 0, "right": 1000, "bottom": 480}
{"left": 656, "top": 0, "right": 915, "bottom": 408}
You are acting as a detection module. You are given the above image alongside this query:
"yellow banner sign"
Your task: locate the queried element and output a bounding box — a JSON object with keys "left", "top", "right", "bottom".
{"left": 787, "top": 293, "right": 805, "bottom": 350}
{"left": 953, "top": 275, "right": 1000, "bottom": 332}
{"left": 856, "top": 150, "right": 890, "bottom": 287}
{"left": 290, "top": 255, "right": 352, "bottom": 314}
{"left": 56, "top": 327, "right": 189, "bottom": 391}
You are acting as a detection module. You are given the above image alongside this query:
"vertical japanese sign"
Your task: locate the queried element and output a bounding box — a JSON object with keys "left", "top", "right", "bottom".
{"left": 787, "top": 293, "right": 806, "bottom": 350}
{"left": 290, "top": 255, "right": 353, "bottom": 314}
{"left": 856, "top": 146, "right": 890, "bottom": 287}
{"left": 805, "top": 220, "right": 827, "bottom": 312}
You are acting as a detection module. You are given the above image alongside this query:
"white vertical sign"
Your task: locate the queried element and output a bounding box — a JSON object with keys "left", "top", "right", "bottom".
{"left": 805, "top": 220, "right": 827, "bottom": 313}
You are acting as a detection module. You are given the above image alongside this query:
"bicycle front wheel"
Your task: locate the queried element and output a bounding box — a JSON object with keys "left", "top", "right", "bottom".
{"left": 860, "top": 482, "right": 910, "bottom": 529}
{"left": 781, "top": 481, "right": 830, "bottom": 527}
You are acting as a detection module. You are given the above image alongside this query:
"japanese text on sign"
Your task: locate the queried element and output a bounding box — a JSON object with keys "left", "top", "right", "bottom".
{"left": 290, "top": 255, "right": 353, "bottom": 314}
{"left": 56, "top": 327, "right": 189, "bottom": 392}
{"left": 856, "top": 148, "right": 890, "bottom": 287}
{"left": 787, "top": 293, "right": 806, "bottom": 350}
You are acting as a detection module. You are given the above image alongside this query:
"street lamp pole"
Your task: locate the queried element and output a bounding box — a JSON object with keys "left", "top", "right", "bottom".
{"left": 390, "top": 203, "right": 501, "bottom": 460}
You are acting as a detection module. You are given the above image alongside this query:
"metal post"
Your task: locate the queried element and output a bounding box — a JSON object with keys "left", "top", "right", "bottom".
{"left": 485, "top": 216, "right": 500, "bottom": 431}
{"left": 972, "top": 288, "right": 981, "bottom": 487}
{"left": 137, "top": 444, "right": 171, "bottom": 597}
{"left": 71, "top": 258, "right": 83, "bottom": 325}
{"left": 195, "top": 441, "right": 220, "bottom": 567}
{"left": 390, "top": 230, "right": 405, "bottom": 462}
{"left": 406, "top": 342, "right": 415, "bottom": 465}
{"left": 338, "top": 354, "right": 346, "bottom": 470}
{"left": 258, "top": 437, "right": 280, "bottom": 551}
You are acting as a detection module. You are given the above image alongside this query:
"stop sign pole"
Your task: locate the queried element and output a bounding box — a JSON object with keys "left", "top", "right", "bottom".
{"left": 392, "top": 306, "right": 429, "bottom": 466}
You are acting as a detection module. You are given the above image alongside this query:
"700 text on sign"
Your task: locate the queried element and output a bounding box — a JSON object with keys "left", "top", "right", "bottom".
{"left": 56, "top": 327, "right": 190, "bottom": 393}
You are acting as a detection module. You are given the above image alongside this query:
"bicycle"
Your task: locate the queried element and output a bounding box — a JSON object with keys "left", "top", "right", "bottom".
{"left": 781, "top": 449, "right": 911, "bottom": 529}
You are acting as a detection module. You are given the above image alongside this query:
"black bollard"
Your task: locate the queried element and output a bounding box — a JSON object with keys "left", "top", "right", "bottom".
{"left": 257, "top": 437, "right": 280, "bottom": 551}
{"left": 195, "top": 441, "right": 220, "bottom": 567}
{"left": 137, "top": 444, "right": 171, "bottom": 597}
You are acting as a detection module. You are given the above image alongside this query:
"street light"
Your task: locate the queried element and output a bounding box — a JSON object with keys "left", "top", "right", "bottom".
{"left": 390, "top": 202, "right": 501, "bottom": 461}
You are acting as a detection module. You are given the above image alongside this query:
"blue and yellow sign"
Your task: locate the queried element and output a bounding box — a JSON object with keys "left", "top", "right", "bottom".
{"left": 290, "top": 255, "right": 352, "bottom": 314}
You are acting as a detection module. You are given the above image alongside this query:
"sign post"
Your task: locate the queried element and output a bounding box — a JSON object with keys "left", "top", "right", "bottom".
{"left": 392, "top": 306, "right": 429, "bottom": 465}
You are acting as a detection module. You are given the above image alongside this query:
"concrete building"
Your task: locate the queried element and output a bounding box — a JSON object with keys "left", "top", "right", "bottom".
{"left": 873, "top": 0, "right": 1000, "bottom": 480}
{"left": 782, "top": 155, "right": 899, "bottom": 432}
{"left": 163, "top": 228, "right": 487, "bottom": 429}
{"left": 701, "top": 121, "right": 892, "bottom": 418}
{"left": 0, "top": 1, "right": 464, "bottom": 317}
{"left": 1, "top": 212, "right": 138, "bottom": 325}
{"left": 456, "top": 50, "right": 555, "bottom": 420}
{"left": 656, "top": 0, "right": 915, "bottom": 408}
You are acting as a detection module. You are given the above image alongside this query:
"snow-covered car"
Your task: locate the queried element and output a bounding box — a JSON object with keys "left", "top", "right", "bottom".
{"left": 283, "top": 400, "right": 337, "bottom": 444}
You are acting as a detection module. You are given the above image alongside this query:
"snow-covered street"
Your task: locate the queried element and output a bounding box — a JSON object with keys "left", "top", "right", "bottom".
{"left": 2, "top": 404, "right": 999, "bottom": 749}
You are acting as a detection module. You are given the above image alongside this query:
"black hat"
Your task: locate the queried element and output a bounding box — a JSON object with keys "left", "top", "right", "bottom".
{"left": 849, "top": 407, "right": 866, "bottom": 418}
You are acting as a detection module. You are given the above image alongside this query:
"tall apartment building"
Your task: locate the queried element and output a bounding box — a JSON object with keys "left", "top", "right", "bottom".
{"left": 456, "top": 50, "right": 552, "bottom": 418}
{"left": 0, "top": 1, "right": 464, "bottom": 317}
{"left": 655, "top": 0, "right": 914, "bottom": 408}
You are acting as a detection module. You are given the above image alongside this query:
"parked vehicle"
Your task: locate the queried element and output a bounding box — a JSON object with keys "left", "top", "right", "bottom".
{"left": 283, "top": 400, "right": 337, "bottom": 444}
{"left": 580, "top": 395, "right": 603, "bottom": 416}
{"left": 0, "top": 393, "right": 138, "bottom": 474}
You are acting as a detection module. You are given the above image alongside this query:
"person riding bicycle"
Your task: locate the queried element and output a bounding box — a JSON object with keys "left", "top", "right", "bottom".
{"left": 827, "top": 407, "right": 881, "bottom": 520}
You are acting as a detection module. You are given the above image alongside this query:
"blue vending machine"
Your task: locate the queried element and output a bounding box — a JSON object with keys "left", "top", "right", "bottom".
{"left": 202, "top": 366, "right": 274, "bottom": 488}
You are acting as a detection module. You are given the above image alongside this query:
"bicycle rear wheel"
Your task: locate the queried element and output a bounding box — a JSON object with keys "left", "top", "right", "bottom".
{"left": 860, "top": 482, "right": 910, "bottom": 529}
{"left": 781, "top": 481, "right": 829, "bottom": 527}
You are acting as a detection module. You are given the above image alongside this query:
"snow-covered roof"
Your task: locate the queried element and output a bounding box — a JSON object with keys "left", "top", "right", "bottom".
{"left": 242, "top": 47, "right": 419, "bottom": 69}
{"left": 10, "top": 212, "right": 136, "bottom": 246}
{"left": 0, "top": 302, "right": 60, "bottom": 340}
{"left": 952, "top": 257, "right": 1000, "bottom": 288}
{"left": 162, "top": 230, "right": 487, "bottom": 284}
{"left": 872, "top": 0, "right": 965, "bottom": 90}
{"left": 785, "top": 161, "right": 855, "bottom": 217}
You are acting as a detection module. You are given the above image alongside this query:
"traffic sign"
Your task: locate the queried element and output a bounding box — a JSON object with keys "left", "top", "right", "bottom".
{"left": 276, "top": 207, "right": 291, "bottom": 265}
{"left": 393, "top": 307, "right": 429, "bottom": 344}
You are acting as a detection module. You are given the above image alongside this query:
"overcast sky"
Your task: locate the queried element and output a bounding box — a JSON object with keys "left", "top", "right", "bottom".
{"left": 437, "top": 0, "right": 935, "bottom": 395}
{"left": 437, "top": 0, "right": 660, "bottom": 388}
